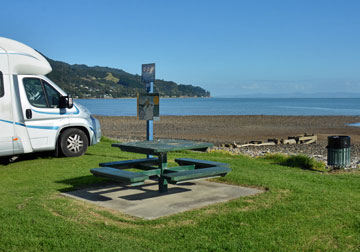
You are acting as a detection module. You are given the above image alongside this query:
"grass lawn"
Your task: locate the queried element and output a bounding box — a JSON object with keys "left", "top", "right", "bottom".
{"left": 1, "top": 138, "right": 360, "bottom": 251}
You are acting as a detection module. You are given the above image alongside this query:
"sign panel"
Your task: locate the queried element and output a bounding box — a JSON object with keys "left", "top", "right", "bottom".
{"left": 137, "top": 93, "right": 159, "bottom": 121}
{"left": 142, "top": 63, "right": 155, "bottom": 83}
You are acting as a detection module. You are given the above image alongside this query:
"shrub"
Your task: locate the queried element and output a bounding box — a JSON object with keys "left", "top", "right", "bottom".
{"left": 263, "top": 153, "right": 326, "bottom": 171}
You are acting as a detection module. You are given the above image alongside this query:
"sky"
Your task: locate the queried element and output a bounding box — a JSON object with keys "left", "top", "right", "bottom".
{"left": 1, "top": 0, "right": 360, "bottom": 97}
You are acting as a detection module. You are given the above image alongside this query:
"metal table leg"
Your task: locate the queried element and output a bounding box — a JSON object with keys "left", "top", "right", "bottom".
{"left": 158, "top": 153, "right": 168, "bottom": 193}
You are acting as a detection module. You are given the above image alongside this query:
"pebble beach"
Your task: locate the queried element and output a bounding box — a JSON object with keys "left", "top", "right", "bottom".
{"left": 95, "top": 115, "right": 360, "bottom": 168}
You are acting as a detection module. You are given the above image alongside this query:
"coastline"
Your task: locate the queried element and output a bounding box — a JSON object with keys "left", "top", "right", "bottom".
{"left": 75, "top": 96, "right": 211, "bottom": 100}
{"left": 95, "top": 115, "right": 360, "bottom": 144}
{"left": 95, "top": 115, "right": 360, "bottom": 167}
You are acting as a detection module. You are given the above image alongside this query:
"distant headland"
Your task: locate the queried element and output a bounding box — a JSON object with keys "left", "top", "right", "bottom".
{"left": 45, "top": 58, "right": 210, "bottom": 99}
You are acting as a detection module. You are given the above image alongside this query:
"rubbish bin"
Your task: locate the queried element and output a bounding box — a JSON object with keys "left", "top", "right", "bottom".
{"left": 327, "top": 136, "right": 351, "bottom": 167}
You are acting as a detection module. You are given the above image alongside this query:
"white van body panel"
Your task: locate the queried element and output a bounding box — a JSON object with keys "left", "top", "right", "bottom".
{"left": 0, "top": 72, "right": 14, "bottom": 156}
{"left": 0, "top": 37, "right": 101, "bottom": 158}
{"left": 0, "top": 37, "right": 51, "bottom": 75}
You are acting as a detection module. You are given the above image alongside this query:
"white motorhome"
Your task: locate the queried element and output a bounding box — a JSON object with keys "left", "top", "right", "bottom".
{"left": 0, "top": 37, "right": 101, "bottom": 160}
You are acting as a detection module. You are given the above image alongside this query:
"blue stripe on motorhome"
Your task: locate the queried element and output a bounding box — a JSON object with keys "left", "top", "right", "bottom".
{"left": 0, "top": 118, "right": 57, "bottom": 130}
{"left": 32, "top": 105, "right": 80, "bottom": 115}
{"left": 90, "top": 126, "right": 95, "bottom": 143}
{"left": 15, "top": 122, "right": 26, "bottom": 127}
{"left": 90, "top": 126, "right": 95, "bottom": 139}
{"left": 26, "top": 125, "right": 59, "bottom": 130}
{"left": 0, "top": 118, "right": 15, "bottom": 124}
{"left": 0, "top": 52, "right": 39, "bottom": 60}
{"left": 90, "top": 116, "right": 97, "bottom": 138}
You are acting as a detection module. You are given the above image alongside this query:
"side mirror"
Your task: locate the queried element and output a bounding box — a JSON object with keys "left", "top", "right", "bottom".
{"left": 59, "top": 96, "right": 74, "bottom": 109}
{"left": 68, "top": 97, "right": 73, "bottom": 109}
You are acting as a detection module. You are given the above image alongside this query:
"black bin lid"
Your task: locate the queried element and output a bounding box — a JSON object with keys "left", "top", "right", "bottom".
{"left": 327, "top": 136, "right": 351, "bottom": 149}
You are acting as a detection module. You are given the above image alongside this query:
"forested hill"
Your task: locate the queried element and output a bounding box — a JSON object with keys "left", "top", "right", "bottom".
{"left": 46, "top": 58, "right": 210, "bottom": 98}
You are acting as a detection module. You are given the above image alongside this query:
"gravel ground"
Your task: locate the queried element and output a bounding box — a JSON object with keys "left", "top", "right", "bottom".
{"left": 212, "top": 143, "right": 360, "bottom": 169}
{"left": 95, "top": 115, "right": 360, "bottom": 168}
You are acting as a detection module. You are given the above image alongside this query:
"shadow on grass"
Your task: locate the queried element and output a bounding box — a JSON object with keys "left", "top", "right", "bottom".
{"left": 84, "top": 152, "right": 130, "bottom": 160}
{"left": 56, "top": 175, "right": 112, "bottom": 192}
{"left": 0, "top": 151, "right": 56, "bottom": 165}
{"left": 0, "top": 152, "right": 129, "bottom": 166}
{"left": 57, "top": 175, "right": 191, "bottom": 201}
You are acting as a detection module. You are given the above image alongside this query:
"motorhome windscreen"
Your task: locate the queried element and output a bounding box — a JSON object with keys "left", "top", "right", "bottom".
{"left": 23, "top": 78, "right": 48, "bottom": 108}
{"left": 0, "top": 71, "right": 4, "bottom": 97}
{"left": 23, "top": 78, "right": 61, "bottom": 108}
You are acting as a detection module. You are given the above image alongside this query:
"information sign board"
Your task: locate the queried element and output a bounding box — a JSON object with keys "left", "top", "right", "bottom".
{"left": 137, "top": 93, "right": 159, "bottom": 121}
{"left": 142, "top": 63, "right": 155, "bottom": 83}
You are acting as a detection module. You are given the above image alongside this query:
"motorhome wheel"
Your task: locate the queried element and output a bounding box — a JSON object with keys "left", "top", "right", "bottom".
{"left": 60, "top": 128, "right": 88, "bottom": 157}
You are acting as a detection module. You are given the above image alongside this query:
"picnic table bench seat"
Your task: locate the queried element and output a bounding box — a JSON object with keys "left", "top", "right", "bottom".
{"left": 175, "top": 158, "right": 230, "bottom": 168}
{"left": 99, "top": 157, "right": 159, "bottom": 169}
{"left": 162, "top": 166, "right": 231, "bottom": 184}
{"left": 92, "top": 140, "right": 231, "bottom": 192}
{"left": 91, "top": 167, "right": 148, "bottom": 185}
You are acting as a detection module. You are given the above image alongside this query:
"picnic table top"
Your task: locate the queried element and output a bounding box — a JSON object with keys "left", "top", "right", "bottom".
{"left": 112, "top": 139, "right": 213, "bottom": 155}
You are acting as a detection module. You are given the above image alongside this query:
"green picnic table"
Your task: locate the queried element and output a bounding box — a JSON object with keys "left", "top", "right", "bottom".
{"left": 91, "top": 139, "right": 231, "bottom": 193}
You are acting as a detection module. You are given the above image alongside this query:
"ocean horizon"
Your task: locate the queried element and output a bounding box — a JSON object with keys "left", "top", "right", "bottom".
{"left": 75, "top": 97, "right": 360, "bottom": 117}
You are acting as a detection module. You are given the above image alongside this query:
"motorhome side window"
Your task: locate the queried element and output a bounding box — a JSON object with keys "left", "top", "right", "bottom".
{"left": 44, "top": 81, "right": 60, "bottom": 108}
{"left": 23, "top": 78, "right": 60, "bottom": 108}
{"left": 0, "top": 71, "right": 4, "bottom": 97}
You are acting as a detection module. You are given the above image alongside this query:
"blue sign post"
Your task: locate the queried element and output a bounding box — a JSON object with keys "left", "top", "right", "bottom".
{"left": 146, "top": 82, "right": 153, "bottom": 141}
{"left": 142, "top": 63, "right": 156, "bottom": 142}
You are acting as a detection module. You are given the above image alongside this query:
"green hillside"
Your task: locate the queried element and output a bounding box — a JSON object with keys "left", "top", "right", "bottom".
{"left": 46, "top": 58, "right": 210, "bottom": 98}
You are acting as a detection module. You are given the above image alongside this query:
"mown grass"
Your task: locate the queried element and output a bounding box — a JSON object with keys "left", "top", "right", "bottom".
{"left": 1, "top": 138, "right": 360, "bottom": 251}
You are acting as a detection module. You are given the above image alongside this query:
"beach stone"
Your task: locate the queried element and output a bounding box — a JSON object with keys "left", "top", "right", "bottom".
{"left": 212, "top": 142, "right": 360, "bottom": 170}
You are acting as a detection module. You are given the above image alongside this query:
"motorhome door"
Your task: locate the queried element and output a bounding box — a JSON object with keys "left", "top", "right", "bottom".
{"left": 17, "top": 76, "right": 70, "bottom": 150}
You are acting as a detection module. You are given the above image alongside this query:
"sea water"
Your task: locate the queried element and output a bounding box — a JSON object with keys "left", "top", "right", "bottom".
{"left": 349, "top": 123, "right": 360, "bottom": 127}
{"left": 76, "top": 98, "right": 360, "bottom": 117}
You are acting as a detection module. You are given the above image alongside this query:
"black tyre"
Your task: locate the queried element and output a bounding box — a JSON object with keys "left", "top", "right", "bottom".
{"left": 60, "top": 128, "right": 88, "bottom": 157}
